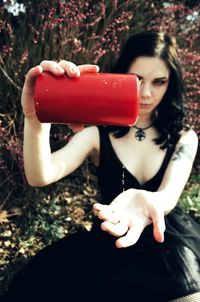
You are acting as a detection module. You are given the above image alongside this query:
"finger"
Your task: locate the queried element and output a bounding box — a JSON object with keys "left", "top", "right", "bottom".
{"left": 101, "top": 220, "right": 128, "bottom": 237}
{"left": 40, "top": 60, "right": 65, "bottom": 75}
{"left": 93, "top": 204, "right": 120, "bottom": 223}
{"left": 93, "top": 203, "right": 108, "bottom": 217}
{"left": 99, "top": 211, "right": 120, "bottom": 224}
{"left": 151, "top": 208, "right": 166, "bottom": 243}
{"left": 93, "top": 203, "right": 108, "bottom": 212}
{"left": 115, "top": 221, "right": 145, "bottom": 248}
{"left": 22, "top": 65, "right": 43, "bottom": 116}
{"left": 58, "top": 60, "right": 80, "bottom": 77}
{"left": 23, "top": 65, "right": 43, "bottom": 92}
{"left": 78, "top": 64, "right": 99, "bottom": 74}
{"left": 96, "top": 206, "right": 112, "bottom": 220}
{"left": 93, "top": 202, "right": 108, "bottom": 213}
{"left": 68, "top": 123, "right": 84, "bottom": 132}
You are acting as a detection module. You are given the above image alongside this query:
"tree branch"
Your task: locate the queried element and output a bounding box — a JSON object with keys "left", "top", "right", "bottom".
{"left": 0, "top": 58, "right": 22, "bottom": 91}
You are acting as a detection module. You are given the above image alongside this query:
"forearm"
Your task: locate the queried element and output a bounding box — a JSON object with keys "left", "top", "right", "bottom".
{"left": 23, "top": 116, "right": 52, "bottom": 186}
{"left": 156, "top": 132, "right": 198, "bottom": 215}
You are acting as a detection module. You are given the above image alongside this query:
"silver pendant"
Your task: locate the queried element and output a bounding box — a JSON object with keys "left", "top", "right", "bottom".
{"left": 135, "top": 129, "right": 146, "bottom": 141}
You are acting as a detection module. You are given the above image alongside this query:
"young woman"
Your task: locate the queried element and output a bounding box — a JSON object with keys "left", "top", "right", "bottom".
{"left": 4, "top": 31, "right": 200, "bottom": 302}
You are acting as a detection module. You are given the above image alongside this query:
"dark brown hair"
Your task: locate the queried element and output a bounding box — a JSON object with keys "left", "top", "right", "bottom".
{"left": 107, "top": 30, "right": 187, "bottom": 149}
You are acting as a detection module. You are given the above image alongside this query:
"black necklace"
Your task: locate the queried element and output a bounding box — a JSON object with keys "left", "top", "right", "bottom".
{"left": 133, "top": 124, "right": 154, "bottom": 141}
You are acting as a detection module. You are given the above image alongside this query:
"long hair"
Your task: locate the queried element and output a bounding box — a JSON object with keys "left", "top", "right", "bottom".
{"left": 107, "top": 30, "right": 188, "bottom": 149}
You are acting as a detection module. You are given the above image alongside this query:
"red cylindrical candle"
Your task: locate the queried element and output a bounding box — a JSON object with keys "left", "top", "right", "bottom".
{"left": 34, "top": 72, "right": 139, "bottom": 126}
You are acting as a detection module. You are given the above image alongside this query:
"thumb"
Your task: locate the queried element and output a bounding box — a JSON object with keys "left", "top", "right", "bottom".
{"left": 22, "top": 65, "right": 43, "bottom": 117}
{"left": 150, "top": 206, "right": 166, "bottom": 243}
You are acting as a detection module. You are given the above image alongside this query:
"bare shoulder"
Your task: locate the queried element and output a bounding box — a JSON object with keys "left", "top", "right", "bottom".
{"left": 173, "top": 129, "right": 198, "bottom": 161}
{"left": 179, "top": 129, "right": 198, "bottom": 146}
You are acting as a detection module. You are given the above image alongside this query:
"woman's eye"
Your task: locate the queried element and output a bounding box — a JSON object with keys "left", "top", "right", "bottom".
{"left": 153, "top": 79, "right": 167, "bottom": 85}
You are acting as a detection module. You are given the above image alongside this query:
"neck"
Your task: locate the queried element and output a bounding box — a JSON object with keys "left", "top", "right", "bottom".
{"left": 135, "top": 114, "right": 153, "bottom": 128}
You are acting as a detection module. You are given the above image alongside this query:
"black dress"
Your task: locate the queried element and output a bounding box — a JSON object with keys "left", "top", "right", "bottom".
{"left": 4, "top": 127, "right": 200, "bottom": 302}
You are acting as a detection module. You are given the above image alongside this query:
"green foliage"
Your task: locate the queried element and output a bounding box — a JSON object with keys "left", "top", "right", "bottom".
{"left": 179, "top": 174, "right": 200, "bottom": 218}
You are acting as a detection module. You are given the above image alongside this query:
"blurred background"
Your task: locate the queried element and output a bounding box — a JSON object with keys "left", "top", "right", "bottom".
{"left": 0, "top": 0, "right": 199, "bottom": 295}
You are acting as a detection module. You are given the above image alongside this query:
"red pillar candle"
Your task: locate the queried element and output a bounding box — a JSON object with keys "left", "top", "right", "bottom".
{"left": 34, "top": 72, "right": 139, "bottom": 126}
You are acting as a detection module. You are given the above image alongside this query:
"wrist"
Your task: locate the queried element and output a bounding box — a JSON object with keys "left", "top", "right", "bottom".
{"left": 155, "top": 190, "right": 178, "bottom": 215}
{"left": 24, "top": 115, "right": 51, "bottom": 132}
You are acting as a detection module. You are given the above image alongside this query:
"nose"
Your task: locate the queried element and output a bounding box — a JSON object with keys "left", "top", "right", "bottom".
{"left": 140, "top": 82, "right": 151, "bottom": 99}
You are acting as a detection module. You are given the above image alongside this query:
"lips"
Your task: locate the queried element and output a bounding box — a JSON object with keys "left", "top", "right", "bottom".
{"left": 140, "top": 103, "right": 151, "bottom": 108}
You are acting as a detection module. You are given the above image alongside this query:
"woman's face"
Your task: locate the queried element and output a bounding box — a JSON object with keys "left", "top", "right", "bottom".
{"left": 128, "top": 56, "right": 170, "bottom": 116}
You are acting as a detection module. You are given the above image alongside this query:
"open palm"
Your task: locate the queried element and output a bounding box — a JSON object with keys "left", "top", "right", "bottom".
{"left": 93, "top": 189, "right": 166, "bottom": 248}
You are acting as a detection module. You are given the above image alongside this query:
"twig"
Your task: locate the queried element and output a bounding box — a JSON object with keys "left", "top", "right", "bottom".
{"left": 0, "top": 56, "right": 22, "bottom": 91}
{"left": 0, "top": 189, "right": 14, "bottom": 210}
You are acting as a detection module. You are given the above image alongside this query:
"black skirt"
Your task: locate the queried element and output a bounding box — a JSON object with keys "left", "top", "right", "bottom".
{"left": 4, "top": 206, "right": 200, "bottom": 302}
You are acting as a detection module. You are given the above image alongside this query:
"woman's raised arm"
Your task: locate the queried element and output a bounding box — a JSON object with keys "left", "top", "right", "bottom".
{"left": 22, "top": 61, "right": 99, "bottom": 186}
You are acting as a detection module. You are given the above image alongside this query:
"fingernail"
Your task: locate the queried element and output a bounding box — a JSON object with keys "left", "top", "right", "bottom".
{"left": 70, "top": 67, "right": 79, "bottom": 74}
{"left": 56, "top": 66, "right": 64, "bottom": 73}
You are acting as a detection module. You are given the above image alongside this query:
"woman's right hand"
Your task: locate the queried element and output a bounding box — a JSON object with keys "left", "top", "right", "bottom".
{"left": 21, "top": 60, "right": 99, "bottom": 130}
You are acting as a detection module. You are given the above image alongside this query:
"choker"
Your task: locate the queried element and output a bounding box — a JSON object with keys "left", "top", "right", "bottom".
{"left": 133, "top": 124, "right": 154, "bottom": 141}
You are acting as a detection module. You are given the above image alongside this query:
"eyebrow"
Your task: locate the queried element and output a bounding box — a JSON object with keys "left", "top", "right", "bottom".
{"left": 129, "top": 73, "right": 169, "bottom": 80}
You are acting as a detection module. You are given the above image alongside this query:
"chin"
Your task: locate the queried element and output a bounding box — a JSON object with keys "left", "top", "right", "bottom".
{"left": 139, "top": 108, "right": 152, "bottom": 114}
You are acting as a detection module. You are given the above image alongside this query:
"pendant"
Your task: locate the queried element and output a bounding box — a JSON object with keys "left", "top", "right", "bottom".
{"left": 135, "top": 129, "right": 146, "bottom": 141}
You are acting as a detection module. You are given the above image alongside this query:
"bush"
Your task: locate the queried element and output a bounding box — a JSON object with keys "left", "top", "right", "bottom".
{"left": 0, "top": 1, "right": 199, "bottom": 202}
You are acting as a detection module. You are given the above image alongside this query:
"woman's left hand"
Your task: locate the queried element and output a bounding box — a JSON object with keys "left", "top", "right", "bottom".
{"left": 93, "top": 189, "right": 166, "bottom": 248}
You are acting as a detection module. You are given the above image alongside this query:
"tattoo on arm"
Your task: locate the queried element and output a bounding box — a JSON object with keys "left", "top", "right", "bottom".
{"left": 172, "top": 144, "right": 193, "bottom": 161}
